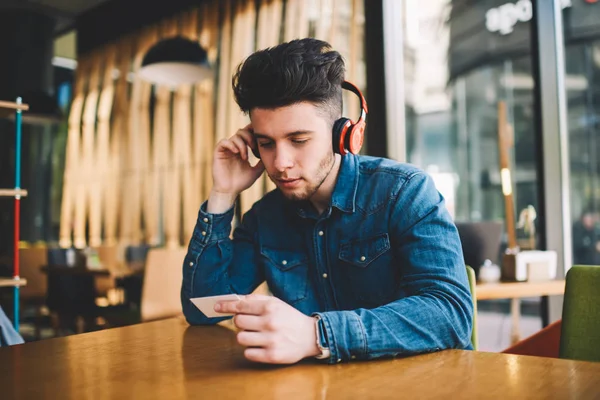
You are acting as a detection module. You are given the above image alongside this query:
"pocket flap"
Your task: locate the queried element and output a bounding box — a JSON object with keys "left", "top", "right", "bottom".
{"left": 260, "top": 246, "right": 308, "bottom": 271}
{"left": 339, "top": 233, "right": 391, "bottom": 268}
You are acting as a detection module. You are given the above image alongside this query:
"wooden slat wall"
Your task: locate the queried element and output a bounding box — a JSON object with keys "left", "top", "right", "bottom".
{"left": 75, "top": 52, "right": 101, "bottom": 248}
{"left": 59, "top": 57, "right": 88, "bottom": 248}
{"left": 93, "top": 45, "right": 117, "bottom": 247}
{"left": 60, "top": 0, "right": 364, "bottom": 248}
{"left": 234, "top": 0, "right": 259, "bottom": 216}
{"left": 105, "top": 38, "right": 133, "bottom": 246}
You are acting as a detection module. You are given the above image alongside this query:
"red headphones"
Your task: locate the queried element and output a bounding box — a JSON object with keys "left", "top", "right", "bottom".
{"left": 251, "top": 80, "right": 368, "bottom": 158}
{"left": 333, "top": 81, "right": 368, "bottom": 155}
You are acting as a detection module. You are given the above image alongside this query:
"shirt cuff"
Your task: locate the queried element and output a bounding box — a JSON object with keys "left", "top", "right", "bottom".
{"left": 193, "top": 200, "right": 235, "bottom": 244}
{"left": 312, "top": 310, "right": 368, "bottom": 364}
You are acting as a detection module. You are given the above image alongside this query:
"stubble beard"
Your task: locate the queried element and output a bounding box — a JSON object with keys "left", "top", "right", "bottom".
{"left": 271, "top": 151, "right": 336, "bottom": 202}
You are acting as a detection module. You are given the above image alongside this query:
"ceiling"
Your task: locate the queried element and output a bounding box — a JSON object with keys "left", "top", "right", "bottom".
{"left": 1, "top": 0, "right": 113, "bottom": 33}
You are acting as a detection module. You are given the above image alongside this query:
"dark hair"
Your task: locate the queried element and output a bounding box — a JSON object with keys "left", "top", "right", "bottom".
{"left": 232, "top": 38, "right": 345, "bottom": 124}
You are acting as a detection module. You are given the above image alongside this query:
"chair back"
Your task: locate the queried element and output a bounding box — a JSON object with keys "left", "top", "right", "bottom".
{"left": 19, "top": 247, "right": 48, "bottom": 300}
{"left": 465, "top": 265, "right": 478, "bottom": 350}
{"left": 559, "top": 265, "right": 600, "bottom": 362}
{"left": 140, "top": 248, "right": 186, "bottom": 322}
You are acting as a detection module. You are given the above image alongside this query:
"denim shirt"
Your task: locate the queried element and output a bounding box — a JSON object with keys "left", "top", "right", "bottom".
{"left": 181, "top": 154, "right": 473, "bottom": 363}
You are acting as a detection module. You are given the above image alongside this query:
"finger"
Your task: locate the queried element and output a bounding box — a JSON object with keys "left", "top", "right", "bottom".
{"left": 244, "top": 348, "right": 287, "bottom": 364}
{"left": 233, "top": 314, "right": 264, "bottom": 331}
{"left": 244, "top": 348, "right": 268, "bottom": 363}
{"left": 237, "top": 128, "right": 256, "bottom": 149}
{"left": 237, "top": 331, "right": 271, "bottom": 347}
{"left": 229, "top": 134, "right": 248, "bottom": 160}
{"left": 252, "top": 160, "right": 265, "bottom": 177}
{"left": 216, "top": 295, "right": 270, "bottom": 315}
{"left": 217, "top": 139, "right": 239, "bottom": 155}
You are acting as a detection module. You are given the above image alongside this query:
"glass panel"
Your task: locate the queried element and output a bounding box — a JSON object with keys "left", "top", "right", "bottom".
{"left": 403, "top": 0, "right": 540, "bottom": 251}
{"left": 567, "top": 39, "right": 600, "bottom": 266}
{"left": 402, "top": 0, "right": 544, "bottom": 351}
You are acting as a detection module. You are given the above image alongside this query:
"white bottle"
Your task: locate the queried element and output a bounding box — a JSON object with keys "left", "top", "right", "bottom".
{"left": 479, "top": 259, "right": 501, "bottom": 283}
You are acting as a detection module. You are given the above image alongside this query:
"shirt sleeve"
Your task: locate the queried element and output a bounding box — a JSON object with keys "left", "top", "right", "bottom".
{"left": 313, "top": 172, "right": 473, "bottom": 363}
{"left": 181, "top": 200, "right": 265, "bottom": 325}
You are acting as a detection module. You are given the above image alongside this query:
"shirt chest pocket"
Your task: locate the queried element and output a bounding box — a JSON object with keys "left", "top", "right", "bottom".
{"left": 338, "top": 233, "right": 397, "bottom": 307}
{"left": 260, "top": 246, "right": 309, "bottom": 305}
{"left": 339, "top": 233, "right": 391, "bottom": 268}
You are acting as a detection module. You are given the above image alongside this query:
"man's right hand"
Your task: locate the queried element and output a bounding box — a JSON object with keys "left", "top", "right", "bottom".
{"left": 207, "top": 125, "right": 265, "bottom": 214}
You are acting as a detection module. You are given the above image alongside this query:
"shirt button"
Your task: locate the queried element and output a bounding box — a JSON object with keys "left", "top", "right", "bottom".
{"left": 360, "top": 256, "right": 366, "bottom": 262}
{"left": 201, "top": 231, "right": 207, "bottom": 236}
{"left": 318, "top": 231, "right": 324, "bottom": 236}
{"left": 322, "top": 273, "right": 328, "bottom": 279}
{"left": 203, "top": 217, "right": 209, "bottom": 223}
{"left": 189, "top": 262, "right": 194, "bottom": 267}
{"left": 282, "top": 260, "right": 287, "bottom": 266}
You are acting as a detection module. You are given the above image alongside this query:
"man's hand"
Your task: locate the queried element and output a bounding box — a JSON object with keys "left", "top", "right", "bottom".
{"left": 208, "top": 125, "right": 265, "bottom": 213}
{"left": 215, "top": 294, "right": 321, "bottom": 364}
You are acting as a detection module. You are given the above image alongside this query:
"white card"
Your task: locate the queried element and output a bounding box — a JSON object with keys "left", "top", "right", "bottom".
{"left": 190, "top": 294, "right": 241, "bottom": 318}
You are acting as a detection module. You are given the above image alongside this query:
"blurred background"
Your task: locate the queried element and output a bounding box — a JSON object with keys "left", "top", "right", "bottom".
{"left": 0, "top": 0, "right": 598, "bottom": 352}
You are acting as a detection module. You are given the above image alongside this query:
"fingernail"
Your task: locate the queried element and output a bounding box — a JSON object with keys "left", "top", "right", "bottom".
{"left": 214, "top": 303, "right": 221, "bottom": 311}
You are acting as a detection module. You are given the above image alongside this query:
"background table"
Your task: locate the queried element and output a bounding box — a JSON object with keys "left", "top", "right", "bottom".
{"left": 476, "top": 280, "right": 565, "bottom": 344}
{"left": 1, "top": 317, "right": 599, "bottom": 399}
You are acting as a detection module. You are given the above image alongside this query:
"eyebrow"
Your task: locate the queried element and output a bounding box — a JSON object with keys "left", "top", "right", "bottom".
{"left": 253, "top": 130, "right": 313, "bottom": 140}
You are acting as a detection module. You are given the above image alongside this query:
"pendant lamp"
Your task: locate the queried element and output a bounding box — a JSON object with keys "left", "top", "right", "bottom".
{"left": 138, "top": 36, "right": 212, "bottom": 86}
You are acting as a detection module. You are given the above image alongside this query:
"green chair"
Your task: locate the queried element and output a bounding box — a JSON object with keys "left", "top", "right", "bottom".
{"left": 559, "top": 265, "right": 600, "bottom": 362}
{"left": 465, "top": 265, "right": 478, "bottom": 350}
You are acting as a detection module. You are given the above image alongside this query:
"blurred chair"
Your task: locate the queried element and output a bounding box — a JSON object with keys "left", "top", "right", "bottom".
{"left": 466, "top": 265, "right": 478, "bottom": 350}
{"left": 93, "top": 245, "right": 121, "bottom": 300}
{"left": 455, "top": 221, "right": 503, "bottom": 276}
{"left": 559, "top": 265, "right": 600, "bottom": 362}
{"left": 502, "top": 320, "right": 561, "bottom": 358}
{"left": 503, "top": 265, "right": 600, "bottom": 362}
{"left": 140, "top": 248, "right": 186, "bottom": 322}
{"left": 19, "top": 247, "right": 48, "bottom": 303}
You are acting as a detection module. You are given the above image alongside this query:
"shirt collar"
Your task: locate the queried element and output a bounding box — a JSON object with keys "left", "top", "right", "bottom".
{"left": 330, "top": 153, "right": 359, "bottom": 213}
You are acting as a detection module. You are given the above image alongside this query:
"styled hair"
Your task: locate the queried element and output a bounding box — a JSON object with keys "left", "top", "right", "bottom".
{"left": 232, "top": 38, "right": 345, "bottom": 124}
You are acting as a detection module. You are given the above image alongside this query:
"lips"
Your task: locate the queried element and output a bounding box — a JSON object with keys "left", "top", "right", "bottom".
{"left": 277, "top": 178, "right": 302, "bottom": 188}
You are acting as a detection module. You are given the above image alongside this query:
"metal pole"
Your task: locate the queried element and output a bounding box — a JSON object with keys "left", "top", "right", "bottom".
{"left": 13, "top": 97, "right": 23, "bottom": 331}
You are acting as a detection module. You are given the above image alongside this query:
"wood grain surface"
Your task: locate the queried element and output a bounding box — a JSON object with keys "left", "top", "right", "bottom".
{"left": 1, "top": 318, "right": 599, "bottom": 399}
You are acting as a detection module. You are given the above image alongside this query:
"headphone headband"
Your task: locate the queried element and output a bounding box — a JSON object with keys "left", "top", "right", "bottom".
{"left": 342, "top": 80, "right": 368, "bottom": 122}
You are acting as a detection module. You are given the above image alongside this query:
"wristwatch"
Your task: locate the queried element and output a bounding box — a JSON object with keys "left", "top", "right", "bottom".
{"left": 314, "top": 316, "right": 331, "bottom": 360}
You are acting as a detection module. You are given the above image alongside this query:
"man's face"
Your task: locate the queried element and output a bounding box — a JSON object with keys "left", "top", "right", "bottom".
{"left": 250, "top": 102, "right": 335, "bottom": 202}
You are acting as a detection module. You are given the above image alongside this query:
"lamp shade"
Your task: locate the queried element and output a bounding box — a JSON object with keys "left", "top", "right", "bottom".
{"left": 138, "top": 36, "right": 212, "bottom": 86}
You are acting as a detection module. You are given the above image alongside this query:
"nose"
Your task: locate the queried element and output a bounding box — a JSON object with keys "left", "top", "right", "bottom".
{"left": 273, "top": 147, "right": 294, "bottom": 172}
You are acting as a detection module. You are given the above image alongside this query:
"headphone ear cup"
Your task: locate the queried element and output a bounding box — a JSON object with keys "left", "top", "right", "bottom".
{"left": 347, "top": 120, "right": 365, "bottom": 155}
{"left": 332, "top": 118, "right": 351, "bottom": 155}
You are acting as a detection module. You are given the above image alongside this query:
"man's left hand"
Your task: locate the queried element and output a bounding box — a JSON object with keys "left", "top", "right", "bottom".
{"left": 215, "top": 294, "right": 321, "bottom": 364}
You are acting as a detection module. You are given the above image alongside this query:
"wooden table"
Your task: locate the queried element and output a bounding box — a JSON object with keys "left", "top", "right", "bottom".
{"left": 476, "top": 280, "right": 566, "bottom": 344}
{"left": 40, "top": 265, "right": 112, "bottom": 276}
{"left": 476, "top": 280, "right": 565, "bottom": 300}
{"left": 1, "top": 318, "right": 599, "bottom": 399}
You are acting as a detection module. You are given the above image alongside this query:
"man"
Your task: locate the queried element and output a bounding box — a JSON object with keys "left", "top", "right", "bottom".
{"left": 572, "top": 209, "right": 600, "bottom": 265}
{"left": 181, "top": 38, "right": 473, "bottom": 364}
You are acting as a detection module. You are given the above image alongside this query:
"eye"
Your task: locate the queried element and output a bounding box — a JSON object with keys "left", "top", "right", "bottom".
{"left": 292, "top": 139, "right": 309, "bottom": 145}
{"left": 258, "top": 141, "right": 274, "bottom": 148}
